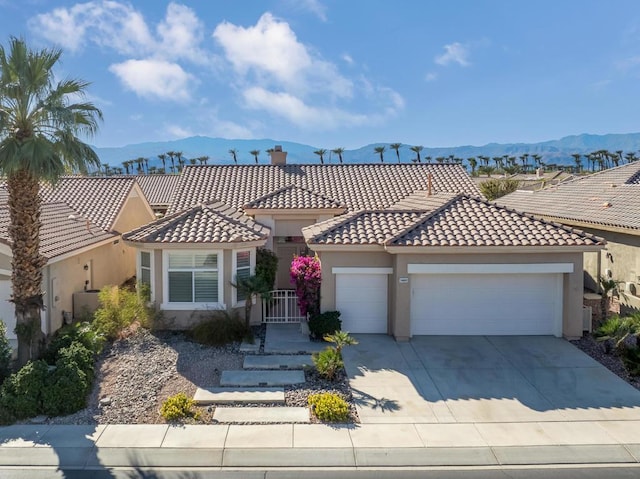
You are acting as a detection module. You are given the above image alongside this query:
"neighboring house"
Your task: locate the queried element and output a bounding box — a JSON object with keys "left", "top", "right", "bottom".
{"left": 0, "top": 177, "right": 155, "bottom": 348}
{"left": 124, "top": 150, "right": 603, "bottom": 340}
{"left": 498, "top": 162, "right": 640, "bottom": 312}
{"left": 136, "top": 174, "right": 181, "bottom": 216}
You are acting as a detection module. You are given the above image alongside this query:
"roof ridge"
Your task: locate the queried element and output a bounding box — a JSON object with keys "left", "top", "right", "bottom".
{"left": 200, "top": 203, "right": 268, "bottom": 238}
{"left": 304, "top": 210, "right": 366, "bottom": 242}
{"left": 385, "top": 195, "right": 462, "bottom": 245}
{"left": 123, "top": 205, "right": 195, "bottom": 240}
{"left": 529, "top": 162, "right": 640, "bottom": 192}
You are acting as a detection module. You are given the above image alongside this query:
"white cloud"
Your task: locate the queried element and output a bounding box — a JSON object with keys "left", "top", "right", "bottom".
{"left": 166, "top": 124, "right": 194, "bottom": 138}
{"left": 298, "top": 0, "right": 327, "bottom": 21}
{"left": 342, "top": 53, "right": 354, "bottom": 65}
{"left": 109, "top": 59, "right": 194, "bottom": 101}
{"left": 213, "top": 12, "right": 352, "bottom": 98}
{"left": 425, "top": 72, "right": 438, "bottom": 82}
{"left": 243, "top": 87, "right": 369, "bottom": 128}
{"left": 435, "top": 42, "right": 470, "bottom": 67}
{"left": 156, "top": 2, "right": 211, "bottom": 65}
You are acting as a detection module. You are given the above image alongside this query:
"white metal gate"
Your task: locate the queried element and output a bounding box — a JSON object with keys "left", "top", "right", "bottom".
{"left": 262, "top": 290, "right": 306, "bottom": 323}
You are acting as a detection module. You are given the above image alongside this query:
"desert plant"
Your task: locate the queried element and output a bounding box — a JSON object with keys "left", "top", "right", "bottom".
{"left": 594, "top": 314, "right": 640, "bottom": 351}
{"left": 256, "top": 247, "right": 278, "bottom": 289}
{"left": 160, "top": 392, "right": 200, "bottom": 421}
{"left": 308, "top": 392, "right": 350, "bottom": 422}
{"left": 622, "top": 347, "right": 640, "bottom": 376}
{"left": 312, "top": 347, "right": 343, "bottom": 381}
{"left": 93, "top": 285, "right": 152, "bottom": 340}
{"left": 323, "top": 331, "right": 358, "bottom": 357}
{"left": 308, "top": 311, "right": 341, "bottom": 340}
{"left": 231, "top": 275, "right": 271, "bottom": 328}
{"left": 479, "top": 178, "right": 520, "bottom": 200}
{"left": 599, "top": 276, "right": 622, "bottom": 322}
{"left": 0, "top": 359, "right": 48, "bottom": 419}
{"left": 42, "top": 321, "right": 105, "bottom": 364}
{"left": 189, "top": 309, "right": 250, "bottom": 346}
{"left": 0, "top": 320, "right": 12, "bottom": 382}
{"left": 42, "top": 358, "right": 90, "bottom": 416}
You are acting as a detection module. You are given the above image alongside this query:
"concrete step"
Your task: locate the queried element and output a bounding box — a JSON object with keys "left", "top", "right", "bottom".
{"left": 193, "top": 387, "right": 285, "bottom": 405}
{"left": 221, "top": 370, "right": 305, "bottom": 387}
{"left": 213, "top": 406, "right": 310, "bottom": 423}
{"left": 243, "top": 354, "right": 313, "bottom": 370}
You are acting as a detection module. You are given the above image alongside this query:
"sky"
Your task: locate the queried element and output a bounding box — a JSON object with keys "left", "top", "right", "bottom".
{"left": 1, "top": 0, "right": 640, "bottom": 149}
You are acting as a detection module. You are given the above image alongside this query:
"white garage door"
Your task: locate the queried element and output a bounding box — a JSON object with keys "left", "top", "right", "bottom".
{"left": 411, "top": 273, "right": 562, "bottom": 336}
{"left": 335, "top": 273, "right": 388, "bottom": 333}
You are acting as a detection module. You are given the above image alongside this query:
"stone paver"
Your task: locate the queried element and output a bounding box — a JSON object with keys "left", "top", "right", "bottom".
{"left": 264, "top": 323, "right": 325, "bottom": 354}
{"left": 243, "top": 354, "right": 313, "bottom": 369}
{"left": 220, "top": 370, "right": 305, "bottom": 386}
{"left": 213, "top": 406, "right": 310, "bottom": 423}
{"left": 194, "top": 386, "right": 285, "bottom": 404}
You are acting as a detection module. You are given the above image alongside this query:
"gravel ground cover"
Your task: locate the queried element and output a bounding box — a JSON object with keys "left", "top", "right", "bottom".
{"left": 46, "top": 325, "right": 357, "bottom": 425}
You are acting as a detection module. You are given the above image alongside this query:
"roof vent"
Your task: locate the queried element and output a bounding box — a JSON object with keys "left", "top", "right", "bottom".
{"left": 270, "top": 145, "right": 287, "bottom": 165}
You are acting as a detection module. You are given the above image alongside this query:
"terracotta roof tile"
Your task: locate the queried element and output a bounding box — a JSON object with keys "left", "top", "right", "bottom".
{"left": 0, "top": 203, "right": 115, "bottom": 259}
{"left": 168, "top": 164, "right": 480, "bottom": 214}
{"left": 304, "top": 194, "right": 603, "bottom": 248}
{"left": 123, "top": 201, "right": 269, "bottom": 244}
{"left": 244, "top": 185, "right": 344, "bottom": 210}
{"left": 498, "top": 162, "right": 640, "bottom": 231}
{"left": 136, "top": 174, "right": 181, "bottom": 206}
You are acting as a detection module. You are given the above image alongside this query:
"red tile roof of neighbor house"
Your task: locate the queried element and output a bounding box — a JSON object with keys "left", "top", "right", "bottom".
{"left": 498, "top": 162, "right": 640, "bottom": 232}
{"left": 303, "top": 194, "right": 604, "bottom": 248}
{"left": 135, "top": 174, "right": 181, "bottom": 207}
{"left": 167, "top": 164, "right": 481, "bottom": 214}
{"left": 123, "top": 201, "right": 270, "bottom": 244}
{"left": 0, "top": 203, "right": 115, "bottom": 259}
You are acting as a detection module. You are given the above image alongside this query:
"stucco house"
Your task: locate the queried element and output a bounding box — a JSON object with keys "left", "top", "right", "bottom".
{"left": 0, "top": 177, "right": 155, "bottom": 348}
{"left": 124, "top": 150, "right": 603, "bottom": 340}
{"left": 499, "top": 162, "right": 640, "bottom": 313}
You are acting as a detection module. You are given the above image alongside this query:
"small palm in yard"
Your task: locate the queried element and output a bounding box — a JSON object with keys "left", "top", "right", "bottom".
{"left": 599, "top": 275, "right": 622, "bottom": 323}
{"left": 323, "top": 331, "right": 358, "bottom": 357}
{"left": 313, "top": 331, "right": 358, "bottom": 381}
{"left": 231, "top": 275, "right": 271, "bottom": 329}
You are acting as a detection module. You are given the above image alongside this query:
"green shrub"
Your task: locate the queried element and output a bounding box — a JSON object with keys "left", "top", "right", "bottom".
{"left": 622, "top": 347, "right": 640, "bottom": 377}
{"left": 256, "top": 247, "right": 278, "bottom": 289}
{"left": 0, "top": 360, "right": 48, "bottom": 419}
{"left": 57, "top": 342, "right": 95, "bottom": 382}
{"left": 93, "top": 285, "right": 152, "bottom": 340}
{"left": 189, "top": 309, "right": 250, "bottom": 346}
{"left": 308, "top": 392, "right": 350, "bottom": 422}
{"left": 42, "top": 360, "right": 90, "bottom": 416}
{"left": 160, "top": 392, "right": 200, "bottom": 421}
{"left": 312, "top": 347, "right": 344, "bottom": 381}
{"left": 479, "top": 178, "right": 520, "bottom": 200}
{"left": 309, "top": 311, "right": 341, "bottom": 340}
{"left": 0, "top": 320, "right": 12, "bottom": 383}
{"left": 594, "top": 314, "right": 640, "bottom": 350}
{"left": 42, "top": 322, "right": 104, "bottom": 364}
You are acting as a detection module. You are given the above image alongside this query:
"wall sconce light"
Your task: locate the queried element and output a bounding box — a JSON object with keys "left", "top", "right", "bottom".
{"left": 83, "top": 264, "right": 89, "bottom": 271}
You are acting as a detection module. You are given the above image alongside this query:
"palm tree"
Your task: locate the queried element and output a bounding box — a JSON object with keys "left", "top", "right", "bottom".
{"left": 467, "top": 157, "right": 477, "bottom": 175}
{"left": 228, "top": 148, "right": 238, "bottom": 164}
{"left": 571, "top": 153, "right": 582, "bottom": 173}
{"left": 197, "top": 155, "right": 209, "bottom": 165}
{"left": 167, "top": 150, "right": 176, "bottom": 172}
{"left": 231, "top": 275, "right": 271, "bottom": 329}
{"left": 189, "top": 158, "right": 197, "bottom": 165}
{"left": 625, "top": 152, "right": 637, "bottom": 164}
{"left": 122, "top": 160, "right": 131, "bottom": 175}
{"left": 374, "top": 145, "right": 386, "bottom": 163}
{"left": 158, "top": 153, "right": 167, "bottom": 172}
{"left": 313, "top": 149, "right": 327, "bottom": 164}
{"left": 409, "top": 145, "right": 423, "bottom": 163}
{"left": 249, "top": 149, "right": 260, "bottom": 164}
{"left": 134, "top": 157, "right": 145, "bottom": 174}
{"left": 0, "top": 38, "right": 102, "bottom": 366}
{"left": 389, "top": 143, "right": 402, "bottom": 163}
{"left": 331, "top": 147, "right": 345, "bottom": 164}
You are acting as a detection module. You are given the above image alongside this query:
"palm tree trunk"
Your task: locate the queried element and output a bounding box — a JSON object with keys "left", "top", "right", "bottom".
{"left": 7, "top": 169, "right": 46, "bottom": 367}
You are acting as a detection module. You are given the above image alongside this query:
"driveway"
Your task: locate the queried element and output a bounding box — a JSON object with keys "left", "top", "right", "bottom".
{"left": 342, "top": 335, "right": 640, "bottom": 424}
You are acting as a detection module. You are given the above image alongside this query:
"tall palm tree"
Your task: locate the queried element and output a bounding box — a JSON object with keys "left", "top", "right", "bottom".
{"left": 389, "top": 143, "right": 402, "bottom": 163}
{"left": 249, "top": 149, "right": 260, "bottom": 164}
{"left": 198, "top": 155, "right": 209, "bottom": 165}
{"left": 228, "top": 148, "right": 238, "bottom": 164}
{"left": 0, "top": 38, "right": 102, "bottom": 366}
{"left": 331, "top": 147, "right": 345, "bottom": 164}
{"left": 374, "top": 145, "right": 386, "bottom": 163}
{"left": 167, "top": 150, "right": 176, "bottom": 172}
{"left": 189, "top": 158, "right": 197, "bottom": 165}
{"left": 571, "top": 153, "right": 582, "bottom": 173}
{"left": 313, "top": 149, "right": 327, "bottom": 164}
{"left": 122, "top": 160, "right": 131, "bottom": 175}
{"left": 158, "top": 153, "right": 167, "bottom": 172}
{"left": 409, "top": 145, "right": 423, "bottom": 163}
{"left": 134, "top": 157, "right": 145, "bottom": 174}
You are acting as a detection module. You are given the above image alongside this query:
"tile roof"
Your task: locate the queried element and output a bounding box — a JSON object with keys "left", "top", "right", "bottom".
{"left": 168, "top": 164, "right": 480, "bottom": 214}
{"left": 40, "top": 176, "right": 137, "bottom": 231}
{"left": 0, "top": 203, "right": 115, "bottom": 259}
{"left": 135, "top": 174, "right": 181, "bottom": 206}
{"left": 303, "top": 194, "right": 603, "bottom": 248}
{"left": 123, "top": 201, "right": 270, "bottom": 244}
{"left": 244, "top": 185, "right": 344, "bottom": 210}
{"left": 498, "top": 162, "right": 640, "bottom": 232}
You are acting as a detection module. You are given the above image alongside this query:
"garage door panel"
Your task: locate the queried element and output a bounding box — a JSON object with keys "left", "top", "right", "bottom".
{"left": 336, "top": 273, "right": 388, "bottom": 334}
{"left": 411, "top": 273, "right": 561, "bottom": 336}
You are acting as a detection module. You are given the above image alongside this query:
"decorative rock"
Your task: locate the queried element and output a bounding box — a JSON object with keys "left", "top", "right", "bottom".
{"left": 99, "top": 397, "right": 112, "bottom": 407}
{"left": 30, "top": 415, "right": 48, "bottom": 424}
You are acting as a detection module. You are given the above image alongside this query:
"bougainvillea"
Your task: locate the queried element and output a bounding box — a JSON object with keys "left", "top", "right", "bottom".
{"left": 290, "top": 254, "right": 322, "bottom": 318}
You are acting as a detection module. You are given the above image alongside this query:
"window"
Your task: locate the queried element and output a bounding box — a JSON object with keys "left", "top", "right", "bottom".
{"left": 235, "top": 250, "right": 252, "bottom": 302}
{"left": 166, "top": 252, "right": 220, "bottom": 304}
{"left": 140, "top": 251, "right": 151, "bottom": 286}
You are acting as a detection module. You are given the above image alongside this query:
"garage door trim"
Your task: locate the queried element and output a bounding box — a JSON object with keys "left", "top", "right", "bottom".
{"left": 408, "top": 263, "right": 573, "bottom": 274}
{"left": 332, "top": 267, "right": 393, "bottom": 275}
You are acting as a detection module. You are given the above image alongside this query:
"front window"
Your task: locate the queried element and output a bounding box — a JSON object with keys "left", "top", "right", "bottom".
{"left": 235, "top": 250, "right": 252, "bottom": 302}
{"left": 167, "top": 252, "right": 220, "bottom": 303}
{"left": 140, "top": 251, "right": 151, "bottom": 286}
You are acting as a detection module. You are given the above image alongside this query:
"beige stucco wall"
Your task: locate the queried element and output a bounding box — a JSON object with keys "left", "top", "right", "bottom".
{"left": 0, "top": 252, "right": 11, "bottom": 271}
{"left": 581, "top": 227, "right": 640, "bottom": 312}
{"left": 113, "top": 189, "right": 156, "bottom": 234}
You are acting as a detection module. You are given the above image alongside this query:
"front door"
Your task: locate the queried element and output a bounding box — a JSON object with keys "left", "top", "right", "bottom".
{"left": 276, "top": 245, "right": 304, "bottom": 289}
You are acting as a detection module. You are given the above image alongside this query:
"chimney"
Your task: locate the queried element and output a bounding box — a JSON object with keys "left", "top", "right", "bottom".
{"left": 427, "top": 173, "right": 433, "bottom": 196}
{"left": 270, "top": 145, "right": 287, "bottom": 165}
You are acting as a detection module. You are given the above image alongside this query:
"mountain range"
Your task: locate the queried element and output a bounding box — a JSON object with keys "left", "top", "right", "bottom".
{"left": 94, "top": 132, "right": 640, "bottom": 169}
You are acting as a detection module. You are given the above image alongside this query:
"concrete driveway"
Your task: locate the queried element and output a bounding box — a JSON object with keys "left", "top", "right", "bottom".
{"left": 342, "top": 335, "right": 640, "bottom": 424}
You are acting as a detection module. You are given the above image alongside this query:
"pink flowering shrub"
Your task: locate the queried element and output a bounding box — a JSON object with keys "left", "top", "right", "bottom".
{"left": 290, "top": 254, "right": 322, "bottom": 317}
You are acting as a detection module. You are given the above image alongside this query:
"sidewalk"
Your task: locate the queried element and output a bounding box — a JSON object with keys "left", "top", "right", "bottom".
{"left": 0, "top": 421, "right": 639, "bottom": 469}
